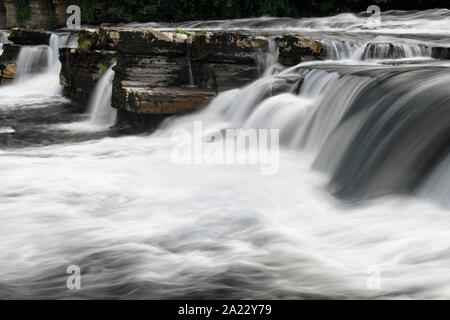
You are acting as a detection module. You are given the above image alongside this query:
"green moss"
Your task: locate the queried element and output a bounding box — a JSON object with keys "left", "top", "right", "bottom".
{"left": 112, "top": 57, "right": 118, "bottom": 62}
{"left": 98, "top": 31, "right": 107, "bottom": 47}
{"left": 174, "top": 29, "right": 189, "bottom": 36}
{"left": 77, "top": 39, "right": 92, "bottom": 52}
{"left": 99, "top": 65, "right": 108, "bottom": 75}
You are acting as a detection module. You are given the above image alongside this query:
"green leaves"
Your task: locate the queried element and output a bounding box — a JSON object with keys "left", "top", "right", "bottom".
{"left": 16, "top": 0, "right": 30, "bottom": 23}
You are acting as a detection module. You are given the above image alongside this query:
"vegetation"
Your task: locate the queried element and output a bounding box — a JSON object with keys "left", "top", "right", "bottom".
{"left": 16, "top": 0, "right": 30, "bottom": 23}
{"left": 13, "top": 0, "right": 450, "bottom": 25}
{"left": 98, "top": 64, "right": 108, "bottom": 75}
{"left": 174, "top": 29, "right": 190, "bottom": 36}
{"left": 77, "top": 39, "right": 91, "bottom": 51}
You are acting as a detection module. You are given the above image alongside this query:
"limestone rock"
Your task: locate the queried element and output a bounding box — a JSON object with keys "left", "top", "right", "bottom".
{"left": 0, "top": 44, "right": 20, "bottom": 84}
{"left": 115, "top": 29, "right": 189, "bottom": 57}
{"left": 191, "top": 31, "right": 267, "bottom": 64}
{"left": 59, "top": 48, "right": 117, "bottom": 106}
{"left": 278, "top": 35, "right": 326, "bottom": 66}
{"left": 115, "top": 87, "right": 215, "bottom": 115}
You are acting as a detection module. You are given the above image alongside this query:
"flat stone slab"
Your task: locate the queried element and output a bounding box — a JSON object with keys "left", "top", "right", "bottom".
{"left": 8, "top": 28, "right": 51, "bottom": 45}
{"left": 118, "top": 87, "right": 215, "bottom": 114}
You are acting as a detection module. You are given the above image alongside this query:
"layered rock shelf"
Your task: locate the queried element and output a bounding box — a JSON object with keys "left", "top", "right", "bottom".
{"left": 58, "top": 27, "right": 328, "bottom": 129}
{"left": 3, "top": 26, "right": 450, "bottom": 130}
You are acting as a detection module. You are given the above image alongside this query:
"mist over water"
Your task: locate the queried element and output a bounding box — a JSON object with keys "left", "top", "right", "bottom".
{"left": 0, "top": 10, "right": 450, "bottom": 299}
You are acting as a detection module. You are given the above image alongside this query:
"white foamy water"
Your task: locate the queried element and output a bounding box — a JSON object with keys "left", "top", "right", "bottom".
{"left": 0, "top": 33, "right": 71, "bottom": 107}
{"left": 1, "top": 10, "right": 450, "bottom": 299}
{"left": 0, "top": 121, "right": 449, "bottom": 299}
{"left": 58, "top": 63, "right": 117, "bottom": 132}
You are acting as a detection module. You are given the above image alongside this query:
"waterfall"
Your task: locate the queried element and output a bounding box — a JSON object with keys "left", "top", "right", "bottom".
{"left": 323, "top": 40, "right": 365, "bottom": 60}
{"left": 0, "top": 33, "right": 71, "bottom": 103}
{"left": 87, "top": 63, "right": 117, "bottom": 127}
{"left": 362, "top": 43, "right": 431, "bottom": 60}
{"left": 185, "top": 44, "right": 194, "bottom": 87}
{"left": 420, "top": 153, "right": 450, "bottom": 209}
{"left": 160, "top": 62, "right": 450, "bottom": 203}
{"left": 15, "top": 45, "right": 51, "bottom": 79}
{"left": 3, "top": 9, "right": 450, "bottom": 300}
{"left": 0, "top": 30, "right": 8, "bottom": 55}
{"left": 257, "top": 37, "right": 279, "bottom": 75}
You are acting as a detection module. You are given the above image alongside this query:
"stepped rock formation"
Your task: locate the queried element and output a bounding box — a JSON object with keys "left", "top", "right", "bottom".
{"left": 57, "top": 28, "right": 328, "bottom": 129}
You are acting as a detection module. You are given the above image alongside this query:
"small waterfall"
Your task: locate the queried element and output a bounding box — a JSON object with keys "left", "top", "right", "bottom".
{"left": 258, "top": 37, "right": 279, "bottom": 75}
{"left": 0, "top": 33, "right": 72, "bottom": 103}
{"left": 15, "top": 46, "right": 51, "bottom": 79}
{"left": 0, "top": 31, "right": 8, "bottom": 43}
{"left": 323, "top": 40, "right": 365, "bottom": 60}
{"left": 88, "top": 63, "right": 117, "bottom": 127}
{"left": 420, "top": 153, "right": 450, "bottom": 209}
{"left": 167, "top": 60, "right": 450, "bottom": 203}
{"left": 185, "top": 44, "right": 194, "bottom": 87}
{"left": 362, "top": 43, "right": 431, "bottom": 60}
{"left": 0, "top": 30, "right": 9, "bottom": 55}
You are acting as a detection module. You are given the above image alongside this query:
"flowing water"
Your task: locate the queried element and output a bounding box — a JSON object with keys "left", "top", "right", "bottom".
{"left": 0, "top": 30, "right": 9, "bottom": 55}
{"left": 87, "top": 63, "right": 117, "bottom": 127}
{"left": 0, "top": 10, "right": 450, "bottom": 299}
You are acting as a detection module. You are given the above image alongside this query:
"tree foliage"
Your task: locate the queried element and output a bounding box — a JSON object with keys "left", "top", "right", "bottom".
{"left": 14, "top": 0, "right": 450, "bottom": 25}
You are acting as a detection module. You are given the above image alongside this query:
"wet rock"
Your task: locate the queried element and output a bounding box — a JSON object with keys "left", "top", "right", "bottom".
{"left": 192, "top": 61, "right": 260, "bottom": 92}
{"left": 112, "top": 55, "right": 215, "bottom": 115}
{"left": 115, "top": 28, "right": 189, "bottom": 56}
{"left": 0, "top": 44, "right": 20, "bottom": 84}
{"left": 77, "top": 29, "right": 116, "bottom": 51}
{"left": 191, "top": 31, "right": 267, "bottom": 64}
{"left": 59, "top": 48, "right": 117, "bottom": 106}
{"left": 278, "top": 35, "right": 326, "bottom": 66}
{"left": 59, "top": 28, "right": 329, "bottom": 131}
{"left": 431, "top": 47, "right": 450, "bottom": 60}
{"left": 114, "top": 87, "right": 215, "bottom": 115}
{"left": 8, "top": 28, "right": 51, "bottom": 45}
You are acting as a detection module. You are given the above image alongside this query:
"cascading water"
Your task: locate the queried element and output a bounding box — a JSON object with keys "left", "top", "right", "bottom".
{"left": 87, "top": 63, "right": 117, "bottom": 127}
{"left": 257, "top": 37, "right": 280, "bottom": 74}
{"left": 0, "top": 30, "right": 9, "bottom": 55}
{"left": 1, "top": 10, "right": 450, "bottom": 299}
{"left": 15, "top": 45, "right": 50, "bottom": 78}
{"left": 185, "top": 44, "right": 195, "bottom": 87}
{"left": 0, "top": 33, "right": 71, "bottom": 105}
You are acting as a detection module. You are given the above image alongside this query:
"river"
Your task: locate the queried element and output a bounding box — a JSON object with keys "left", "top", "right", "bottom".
{"left": 0, "top": 9, "right": 449, "bottom": 299}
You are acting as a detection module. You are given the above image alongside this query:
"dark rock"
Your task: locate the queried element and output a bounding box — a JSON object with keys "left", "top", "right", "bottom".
{"left": 115, "top": 28, "right": 188, "bottom": 57}
{"left": 113, "top": 87, "right": 215, "bottom": 115}
{"left": 431, "top": 47, "right": 450, "bottom": 60}
{"left": 8, "top": 28, "right": 51, "bottom": 45}
{"left": 192, "top": 61, "right": 260, "bottom": 92}
{"left": 191, "top": 31, "right": 267, "bottom": 64}
{"left": 278, "top": 35, "right": 326, "bottom": 66}
{"left": 59, "top": 48, "right": 117, "bottom": 106}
